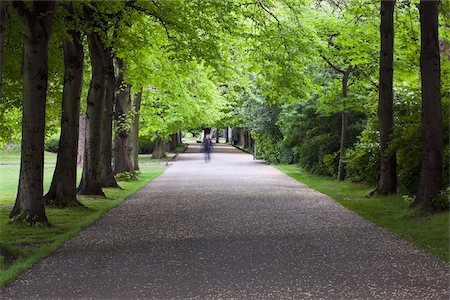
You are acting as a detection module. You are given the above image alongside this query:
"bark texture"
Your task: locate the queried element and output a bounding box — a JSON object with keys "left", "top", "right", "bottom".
{"left": 337, "top": 111, "right": 348, "bottom": 181}
{"left": 113, "top": 59, "right": 134, "bottom": 174}
{"left": 77, "top": 32, "right": 106, "bottom": 197}
{"left": 9, "top": 1, "right": 55, "bottom": 224}
{"left": 132, "top": 90, "right": 142, "bottom": 171}
{"left": 377, "top": 0, "right": 397, "bottom": 195}
{"left": 152, "top": 137, "right": 166, "bottom": 159}
{"left": 45, "top": 30, "right": 84, "bottom": 207}
{"left": 77, "top": 115, "right": 86, "bottom": 166}
{"left": 100, "top": 48, "right": 120, "bottom": 188}
{"left": 413, "top": 1, "right": 443, "bottom": 212}
{"left": 337, "top": 70, "right": 351, "bottom": 181}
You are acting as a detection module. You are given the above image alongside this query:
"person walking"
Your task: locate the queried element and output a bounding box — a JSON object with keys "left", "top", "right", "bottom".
{"left": 203, "top": 134, "right": 213, "bottom": 162}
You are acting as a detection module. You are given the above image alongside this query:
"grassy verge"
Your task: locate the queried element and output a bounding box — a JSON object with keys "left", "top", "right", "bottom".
{"left": 0, "top": 164, "right": 167, "bottom": 287}
{"left": 275, "top": 164, "right": 449, "bottom": 262}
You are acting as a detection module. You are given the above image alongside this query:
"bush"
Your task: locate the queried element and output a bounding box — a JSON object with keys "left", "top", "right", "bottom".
{"left": 44, "top": 135, "right": 59, "bottom": 153}
{"left": 322, "top": 151, "right": 339, "bottom": 178}
{"left": 432, "top": 188, "right": 450, "bottom": 210}
{"left": 253, "top": 134, "right": 281, "bottom": 163}
{"left": 345, "top": 122, "right": 380, "bottom": 185}
{"left": 138, "top": 135, "right": 154, "bottom": 154}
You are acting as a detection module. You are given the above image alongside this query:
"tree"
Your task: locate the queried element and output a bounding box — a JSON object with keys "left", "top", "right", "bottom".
{"left": 132, "top": 89, "right": 142, "bottom": 170}
{"left": 44, "top": 28, "right": 84, "bottom": 207}
{"left": 113, "top": 58, "right": 135, "bottom": 175}
{"left": 9, "top": 1, "right": 56, "bottom": 224}
{"left": 376, "top": 0, "right": 397, "bottom": 194}
{"left": 100, "top": 46, "right": 120, "bottom": 188}
{"left": 77, "top": 31, "right": 107, "bottom": 197}
{"left": 413, "top": 0, "right": 443, "bottom": 211}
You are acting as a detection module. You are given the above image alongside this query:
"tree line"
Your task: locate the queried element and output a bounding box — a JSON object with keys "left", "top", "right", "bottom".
{"left": 0, "top": 0, "right": 448, "bottom": 226}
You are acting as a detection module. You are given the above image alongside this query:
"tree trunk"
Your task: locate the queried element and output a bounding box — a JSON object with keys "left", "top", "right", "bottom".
{"left": 337, "top": 111, "right": 348, "bottom": 181}
{"left": 0, "top": 2, "right": 6, "bottom": 100}
{"left": 77, "top": 115, "right": 86, "bottom": 166}
{"left": 113, "top": 59, "right": 134, "bottom": 175}
{"left": 132, "top": 89, "right": 142, "bottom": 171}
{"left": 337, "top": 70, "right": 350, "bottom": 181}
{"left": 9, "top": 1, "right": 55, "bottom": 225}
{"left": 377, "top": 0, "right": 397, "bottom": 195}
{"left": 413, "top": 1, "right": 442, "bottom": 212}
{"left": 100, "top": 48, "right": 120, "bottom": 188}
{"left": 225, "top": 127, "right": 229, "bottom": 143}
{"left": 216, "top": 129, "right": 220, "bottom": 143}
{"left": 239, "top": 128, "right": 245, "bottom": 146}
{"left": 77, "top": 32, "right": 106, "bottom": 197}
{"left": 170, "top": 133, "right": 178, "bottom": 150}
{"left": 44, "top": 30, "right": 84, "bottom": 207}
{"left": 176, "top": 131, "right": 182, "bottom": 145}
{"left": 151, "top": 137, "right": 166, "bottom": 159}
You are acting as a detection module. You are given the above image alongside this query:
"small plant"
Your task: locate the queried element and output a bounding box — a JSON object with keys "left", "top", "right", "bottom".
{"left": 401, "top": 195, "right": 414, "bottom": 205}
{"left": 114, "top": 172, "right": 136, "bottom": 182}
{"left": 432, "top": 187, "right": 450, "bottom": 210}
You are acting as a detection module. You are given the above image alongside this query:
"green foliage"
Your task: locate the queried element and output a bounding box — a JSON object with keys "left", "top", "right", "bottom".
{"left": 345, "top": 118, "right": 380, "bottom": 184}
{"left": 114, "top": 172, "right": 135, "bottom": 182}
{"left": 253, "top": 134, "right": 281, "bottom": 164}
{"left": 44, "top": 135, "right": 59, "bottom": 153}
{"left": 432, "top": 188, "right": 450, "bottom": 211}
{"left": 138, "top": 135, "right": 154, "bottom": 154}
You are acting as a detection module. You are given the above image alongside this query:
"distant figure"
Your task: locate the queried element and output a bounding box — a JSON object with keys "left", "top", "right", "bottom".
{"left": 203, "top": 134, "right": 213, "bottom": 162}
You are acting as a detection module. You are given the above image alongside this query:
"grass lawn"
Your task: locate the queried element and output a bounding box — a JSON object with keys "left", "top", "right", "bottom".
{"left": 0, "top": 150, "right": 167, "bottom": 287}
{"left": 275, "top": 164, "right": 449, "bottom": 263}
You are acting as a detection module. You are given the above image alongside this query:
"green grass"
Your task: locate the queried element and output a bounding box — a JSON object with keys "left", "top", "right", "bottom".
{"left": 275, "top": 164, "right": 450, "bottom": 262}
{"left": 138, "top": 143, "right": 188, "bottom": 163}
{"left": 0, "top": 149, "right": 57, "bottom": 165}
{"left": 0, "top": 150, "right": 167, "bottom": 287}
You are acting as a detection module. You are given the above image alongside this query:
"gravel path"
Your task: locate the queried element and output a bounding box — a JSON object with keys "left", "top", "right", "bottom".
{"left": 2, "top": 144, "right": 449, "bottom": 299}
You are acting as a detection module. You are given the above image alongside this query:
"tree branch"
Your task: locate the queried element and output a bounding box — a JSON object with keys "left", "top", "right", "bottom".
{"left": 320, "top": 54, "right": 345, "bottom": 74}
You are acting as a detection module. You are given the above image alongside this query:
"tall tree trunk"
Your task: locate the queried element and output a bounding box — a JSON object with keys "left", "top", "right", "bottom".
{"left": 132, "top": 89, "right": 142, "bottom": 171}
{"left": 152, "top": 136, "right": 166, "bottom": 159}
{"left": 0, "top": 1, "right": 6, "bottom": 100}
{"left": 77, "top": 115, "right": 86, "bottom": 166}
{"left": 413, "top": 1, "right": 442, "bottom": 212}
{"left": 337, "top": 70, "right": 350, "bottom": 181}
{"left": 337, "top": 111, "right": 348, "bottom": 181}
{"left": 170, "top": 133, "right": 177, "bottom": 150}
{"left": 100, "top": 48, "right": 120, "bottom": 188}
{"left": 225, "top": 127, "right": 229, "bottom": 143}
{"left": 113, "top": 59, "right": 134, "bottom": 174}
{"left": 216, "top": 128, "right": 220, "bottom": 143}
{"left": 177, "top": 130, "right": 182, "bottom": 144}
{"left": 377, "top": 0, "right": 397, "bottom": 195}
{"left": 77, "top": 32, "right": 106, "bottom": 197}
{"left": 9, "top": 1, "right": 55, "bottom": 225}
{"left": 45, "top": 30, "right": 84, "bottom": 207}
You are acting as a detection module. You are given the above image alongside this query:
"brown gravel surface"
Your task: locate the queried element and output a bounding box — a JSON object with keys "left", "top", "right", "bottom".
{"left": 2, "top": 143, "right": 449, "bottom": 299}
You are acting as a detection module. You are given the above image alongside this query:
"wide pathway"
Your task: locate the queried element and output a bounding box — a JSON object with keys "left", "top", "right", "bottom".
{"left": 2, "top": 144, "right": 449, "bottom": 299}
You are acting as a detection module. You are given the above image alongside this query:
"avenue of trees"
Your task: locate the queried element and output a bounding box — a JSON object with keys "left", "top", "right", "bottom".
{"left": 0, "top": 0, "right": 448, "bottom": 225}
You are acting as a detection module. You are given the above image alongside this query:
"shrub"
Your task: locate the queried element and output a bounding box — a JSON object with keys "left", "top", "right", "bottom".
{"left": 44, "top": 135, "right": 59, "bottom": 153}
{"left": 138, "top": 135, "right": 154, "bottom": 154}
{"left": 432, "top": 187, "right": 450, "bottom": 210}
{"left": 345, "top": 121, "right": 380, "bottom": 185}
